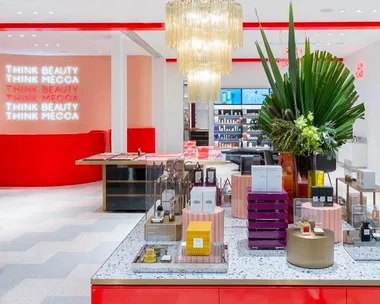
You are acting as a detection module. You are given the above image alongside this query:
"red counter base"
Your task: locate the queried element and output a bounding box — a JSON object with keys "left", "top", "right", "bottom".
{"left": 92, "top": 285, "right": 379, "bottom": 304}
{"left": 0, "top": 130, "right": 110, "bottom": 187}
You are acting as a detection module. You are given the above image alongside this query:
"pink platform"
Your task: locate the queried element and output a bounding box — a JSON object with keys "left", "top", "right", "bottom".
{"left": 301, "top": 202, "right": 342, "bottom": 243}
{"left": 231, "top": 174, "right": 252, "bottom": 219}
{"left": 182, "top": 207, "right": 224, "bottom": 243}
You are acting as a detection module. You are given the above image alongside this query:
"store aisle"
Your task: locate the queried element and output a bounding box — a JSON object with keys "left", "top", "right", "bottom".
{"left": 0, "top": 182, "right": 144, "bottom": 304}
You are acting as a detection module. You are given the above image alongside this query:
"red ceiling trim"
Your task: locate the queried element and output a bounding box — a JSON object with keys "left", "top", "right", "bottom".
{"left": 166, "top": 58, "right": 344, "bottom": 63}
{"left": 1, "top": 21, "right": 380, "bottom": 31}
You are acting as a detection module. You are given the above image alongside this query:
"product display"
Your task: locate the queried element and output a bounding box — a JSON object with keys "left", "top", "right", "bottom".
{"left": 311, "top": 186, "right": 334, "bottom": 207}
{"left": 186, "top": 221, "right": 212, "bottom": 256}
{"left": 360, "top": 220, "right": 372, "bottom": 242}
{"left": 145, "top": 215, "right": 183, "bottom": 242}
{"left": 357, "top": 169, "right": 376, "bottom": 189}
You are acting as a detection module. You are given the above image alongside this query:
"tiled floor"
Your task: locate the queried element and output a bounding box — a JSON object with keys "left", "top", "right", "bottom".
{"left": 0, "top": 182, "right": 144, "bottom": 304}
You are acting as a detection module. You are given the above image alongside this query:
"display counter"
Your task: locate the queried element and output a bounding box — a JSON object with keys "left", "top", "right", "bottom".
{"left": 91, "top": 207, "right": 380, "bottom": 304}
{"left": 76, "top": 153, "right": 226, "bottom": 212}
{"left": 0, "top": 130, "right": 110, "bottom": 187}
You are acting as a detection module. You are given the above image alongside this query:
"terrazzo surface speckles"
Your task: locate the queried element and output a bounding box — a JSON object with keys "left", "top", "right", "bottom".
{"left": 93, "top": 206, "right": 380, "bottom": 283}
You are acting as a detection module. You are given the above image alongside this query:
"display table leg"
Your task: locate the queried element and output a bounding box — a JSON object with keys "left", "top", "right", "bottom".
{"left": 102, "top": 165, "right": 107, "bottom": 211}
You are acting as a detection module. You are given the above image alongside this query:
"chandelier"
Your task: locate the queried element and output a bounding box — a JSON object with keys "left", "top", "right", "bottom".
{"left": 165, "top": 0, "right": 243, "bottom": 103}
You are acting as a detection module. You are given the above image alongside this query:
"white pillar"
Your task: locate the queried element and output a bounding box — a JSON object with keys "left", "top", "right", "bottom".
{"left": 151, "top": 58, "right": 166, "bottom": 153}
{"left": 111, "top": 34, "right": 127, "bottom": 152}
{"left": 208, "top": 102, "right": 214, "bottom": 146}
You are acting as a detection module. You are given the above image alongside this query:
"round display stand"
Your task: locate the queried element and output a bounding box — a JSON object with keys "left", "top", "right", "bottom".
{"left": 182, "top": 207, "right": 224, "bottom": 243}
{"left": 286, "top": 227, "right": 334, "bottom": 269}
{"left": 231, "top": 174, "right": 251, "bottom": 219}
{"left": 301, "top": 202, "right": 342, "bottom": 243}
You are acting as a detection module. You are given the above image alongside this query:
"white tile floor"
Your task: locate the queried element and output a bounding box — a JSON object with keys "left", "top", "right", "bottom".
{"left": 0, "top": 161, "right": 377, "bottom": 304}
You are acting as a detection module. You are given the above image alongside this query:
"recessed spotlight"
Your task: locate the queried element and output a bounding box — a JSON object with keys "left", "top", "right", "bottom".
{"left": 98, "top": 51, "right": 103, "bottom": 54}
{"left": 7, "top": 34, "right": 12, "bottom": 37}
{"left": 19, "top": 34, "right": 24, "bottom": 37}
{"left": 327, "top": 33, "right": 332, "bottom": 36}
{"left": 32, "top": 34, "right": 36, "bottom": 37}
{"left": 34, "top": 44, "right": 38, "bottom": 47}
{"left": 356, "top": 9, "right": 362, "bottom": 13}
{"left": 48, "top": 11, "right": 54, "bottom": 15}
{"left": 32, "top": 11, "right": 38, "bottom": 15}
{"left": 45, "top": 44, "right": 49, "bottom": 47}
{"left": 327, "top": 43, "right": 331, "bottom": 46}
{"left": 38, "top": 52, "right": 43, "bottom": 54}
{"left": 320, "top": 8, "right": 333, "bottom": 13}
{"left": 16, "top": 11, "right": 22, "bottom": 15}
{"left": 315, "top": 33, "right": 319, "bottom": 36}
{"left": 340, "top": 33, "right": 345, "bottom": 36}
{"left": 373, "top": 9, "right": 378, "bottom": 13}
{"left": 56, "top": 44, "right": 60, "bottom": 47}
{"left": 340, "top": 9, "right": 346, "bottom": 13}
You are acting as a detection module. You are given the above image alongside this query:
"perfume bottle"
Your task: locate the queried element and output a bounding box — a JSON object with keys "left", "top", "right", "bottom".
{"left": 157, "top": 205, "right": 164, "bottom": 217}
{"left": 300, "top": 218, "right": 311, "bottom": 236}
{"left": 372, "top": 205, "right": 379, "bottom": 222}
{"left": 143, "top": 248, "right": 157, "bottom": 263}
{"left": 360, "top": 220, "right": 372, "bottom": 242}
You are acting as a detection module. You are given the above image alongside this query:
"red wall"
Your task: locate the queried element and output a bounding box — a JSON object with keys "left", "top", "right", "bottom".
{"left": 0, "top": 54, "right": 111, "bottom": 134}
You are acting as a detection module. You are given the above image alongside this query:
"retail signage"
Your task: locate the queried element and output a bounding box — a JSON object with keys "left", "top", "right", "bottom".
{"left": 355, "top": 62, "right": 365, "bottom": 79}
{"left": 4, "top": 65, "right": 80, "bottom": 121}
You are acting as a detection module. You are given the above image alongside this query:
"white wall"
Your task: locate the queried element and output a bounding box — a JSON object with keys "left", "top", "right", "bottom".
{"left": 165, "top": 62, "right": 284, "bottom": 151}
{"left": 344, "top": 41, "right": 380, "bottom": 180}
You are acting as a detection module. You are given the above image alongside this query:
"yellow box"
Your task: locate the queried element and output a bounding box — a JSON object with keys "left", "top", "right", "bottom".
{"left": 186, "top": 221, "right": 212, "bottom": 256}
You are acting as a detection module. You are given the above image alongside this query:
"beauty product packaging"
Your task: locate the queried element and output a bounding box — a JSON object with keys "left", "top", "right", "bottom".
{"left": 162, "top": 189, "right": 175, "bottom": 212}
{"left": 325, "top": 187, "right": 334, "bottom": 206}
{"left": 312, "top": 186, "right": 319, "bottom": 204}
{"left": 206, "top": 168, "right": 217, "bottom": 185}
{"left": 265, "top": 165, "right": 282, "bottom": 192}
{"left": 202, "top": 187, "right": 217, "bottom": 213}
{"left": 300, "top": 219, "right": 311, "bottom": 236}
{"left": 190, "top": 187, "right": 203, "bottom": 213}
{"left": 357, "top": 169, "right": 376, "bottom": 189}
{"left": 186, "top": 221, "right": 212, "bottom": 256}
{"left": 360, "top": 220, "right": 372, "bottom": 242}
{"left": 194, "top": 167, "right": 204, "bottom": 185}
{"left": 251, "top": 165, "right": 267, "bottom": 191}
{"left": 314, "top": 227, "right": 325, "bottom": 236}
{"left": 145, "top": 215, "right": 182, "bottom": 242}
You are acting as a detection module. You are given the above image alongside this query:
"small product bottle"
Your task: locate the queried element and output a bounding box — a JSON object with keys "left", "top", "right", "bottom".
{"left": 360, "top": 220, "right": 372, "bottom": 242}
{"left": 143, "top": 248, "right": 157, "bottom": 263}
{"left": 300, "top": 218, "right": 311, "bottom": 236}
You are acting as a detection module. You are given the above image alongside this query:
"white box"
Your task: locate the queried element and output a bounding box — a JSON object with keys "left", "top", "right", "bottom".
{"left": 190, "top": 187, "right": 203, "bottom": 213}
{"left": 162, "top": 189, "right": 175, "bottom": 212}
{"left": 251, "top": 165, "right": 267, "bottom": 192}
{"left": 202, "top": 187, "right": 217, "bottom": 213}
{"left": 357, "top": 169, "right": 376, "bottom": 189}
{"left": 266, "top": 165, "right": 283, "bottom": 192}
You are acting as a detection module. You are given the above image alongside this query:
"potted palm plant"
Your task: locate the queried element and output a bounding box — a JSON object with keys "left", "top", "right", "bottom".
{"left": 255, "top": 2, "right": 365, "bottom": 198}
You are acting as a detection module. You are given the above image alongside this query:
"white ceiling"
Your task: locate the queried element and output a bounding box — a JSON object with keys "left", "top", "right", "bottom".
{"left": 0, "top": 0, "right": 380, "bottom": 57}
{"left": 0, "top": 0, "right": 380, "bottom": 22}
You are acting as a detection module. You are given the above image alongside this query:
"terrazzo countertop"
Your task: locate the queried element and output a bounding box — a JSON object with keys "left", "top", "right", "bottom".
{"left": 92, "top": 208, "right": 380, "bottom": 286}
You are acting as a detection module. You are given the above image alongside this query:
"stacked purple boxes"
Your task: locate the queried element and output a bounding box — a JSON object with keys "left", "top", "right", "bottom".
{"left": 247, "top": 188, "right": 289, "bottom": 249}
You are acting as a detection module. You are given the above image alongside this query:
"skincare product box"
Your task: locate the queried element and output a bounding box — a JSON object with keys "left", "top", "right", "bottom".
{"left": 206, "top": 168, "right": 217, "bottom": 185}
{"left": 202, "top": 187, "right": 217, "bottom": 213}
{"left": 190, "top": 187, "right": 203, "bottom": 213}
{"left": 251, "top": 165, "right": 267, "bottom": 192}
{"left": 186, "top": 221, "right": 212, "bottom": 256}
{"left": 357, "top": 169, "right": 376, "bottom": 189}
{"left": 265, "top": 165, "right": 282, "bottom": 192}
{"left": 162, "top": 189, "right": 175, "bottom": 212}
{"left": 325, "top": 187, "right": 334, "bottom": 207}
{"left": 145, "top": 215, "right": 182, "bottom": 242}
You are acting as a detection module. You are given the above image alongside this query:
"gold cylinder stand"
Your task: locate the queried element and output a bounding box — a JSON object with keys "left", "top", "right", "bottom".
{"left": 286, "top": 227, "right": 334, "bottom": 269}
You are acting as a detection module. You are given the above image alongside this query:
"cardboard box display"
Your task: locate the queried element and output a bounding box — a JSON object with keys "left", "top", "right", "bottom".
{"left": 251, "top": 165, "right": 267, "bottom": 192}
{"left": 357, "top": 169, "right": 376, "bottom": 189}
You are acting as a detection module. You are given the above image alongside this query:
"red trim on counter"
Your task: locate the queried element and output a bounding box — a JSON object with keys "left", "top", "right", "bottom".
{"left": 166, "top": 58, "right": 344, "bottom": 63}
{"left": 1, "top": 21, "right": 380, "bottom": 31}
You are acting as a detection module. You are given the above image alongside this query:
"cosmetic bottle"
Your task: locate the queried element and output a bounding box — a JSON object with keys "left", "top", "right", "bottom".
{"left": 360, "top": 220, "right": 372, "bottom": 242}
{"left": 143, "top": 248, "right": 157, "bottom": 263}
{"left": 372, "top": 205, "right": 379, "bottom": 222}
{"left": 300, "top": 218, "right": 311, "bottom": 236}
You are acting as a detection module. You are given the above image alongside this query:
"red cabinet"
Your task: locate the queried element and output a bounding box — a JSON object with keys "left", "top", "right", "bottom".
{"left": 347, "top": 288, "right": 380, "bottom": 304}
{"left": 92, "top": 286, "right": 219, "bottom": 304}
{"left": 220, "top": 287, "right": 346, "bottom": 304}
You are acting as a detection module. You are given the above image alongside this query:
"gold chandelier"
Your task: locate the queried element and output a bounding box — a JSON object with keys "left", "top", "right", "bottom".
{"left": 165, "top": 0, "right": 243, "bottom": 102}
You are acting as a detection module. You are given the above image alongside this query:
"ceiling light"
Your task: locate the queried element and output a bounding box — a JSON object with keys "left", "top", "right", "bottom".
{"left": 327, "top": 33, "right": 332, "bottom": 36}
{"left": 56, "top": 44, "right": 60, "bottom": 47}
{"left": 34, "top": 44, "right": 38, "bottom": 47}
{"left": 32, "top": 11, "right": 38, "bottom": 15}
{"left": 16, "top": 11, "right": 22, "bottom": 15}
{"left": 340, "top": 33, "right": 345, "bottom": 36}
{"left": 32, "top": 34, "right": 36, "bottom": 37}
{"left": 320, "top": 8, "right": 333, "bottom": 13}
{"left": 7, "top": 34, "right": 12, "bottom": 37}
{"left": 315, "top": 33, "right": 319, "bottom": 36}
{"left": 48, "top": 11, "right": 54, "bottom": 15}
{"left": 327, "top": 43, "right": 331, "bottom": 46}
{"left": 356, "top": 9, "right": 362, "bottom": 13}
{"left": 38, "top": 52, "right": 43, "bottom": 54}
{"left": 45, "top": 44, "right": 48, "bottom": 47}
{"left": 373, "top": 9, "right": 378, "bottom": 13}
{"left": 98, "top": 51, "right": 103, "bottom": 54}
{"left": 19, "top": 34, "right": 24, "bottom": 37}
{"left": 339, "top": 9, "right": 346, "bottom": 13}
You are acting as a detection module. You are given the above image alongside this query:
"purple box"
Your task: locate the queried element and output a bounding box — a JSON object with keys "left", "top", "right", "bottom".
{"left": 248, "top": 211, "right": 288, "bottom": 220}
{"left": 248, "top": 202, "right": 288, "bottom": 211}
{"left": 247, "top": 188, "right": 288, "bottom": 201}
{"left": 248, "top": 230, "right": 287, "bottom": 239}
{"left": 248, "top": 220, "right": 288, "bottom": 230}
{"left": 248, "top": 239, "right": 286, "bottom": 249}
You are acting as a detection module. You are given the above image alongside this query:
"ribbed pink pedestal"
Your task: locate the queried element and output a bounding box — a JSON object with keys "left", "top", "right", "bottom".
{"left": 301, "top": 202, "right": 342, "bottom": 243}
{"left": 182, "top": 207, "right": 224, "bottom": 243}
{"left": 231, "top": 174, "right": 251, "bottom": 219}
